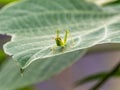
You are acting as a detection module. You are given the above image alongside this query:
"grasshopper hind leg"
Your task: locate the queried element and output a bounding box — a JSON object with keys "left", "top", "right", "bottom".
{"left": 51, "top": 46, "right": 58, "bottom": 54}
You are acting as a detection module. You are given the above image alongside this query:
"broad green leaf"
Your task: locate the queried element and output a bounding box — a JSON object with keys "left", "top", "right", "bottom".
{"left": 100, "top": 3, "right": 120, "bottom": 44}
{"left": 0, "top": 0, "right": 120, "bottom": 69}
{"left": 0, "top": 50, "right": 86, "bottom": 90}
{"left": 74, "top": 71, "right": 120, "bottom": 87}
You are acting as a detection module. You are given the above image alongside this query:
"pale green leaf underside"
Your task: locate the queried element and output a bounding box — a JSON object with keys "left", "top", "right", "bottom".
{"left": 0, "top": 0, "right": 120, "bottom": 68}
{"left": 0, "top": 50, "right": 86, "bottom": 90}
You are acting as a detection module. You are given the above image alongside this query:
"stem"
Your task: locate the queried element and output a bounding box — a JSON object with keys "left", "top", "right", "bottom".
{"left": 90, "top": 61, "right": 120, "bottom": 90}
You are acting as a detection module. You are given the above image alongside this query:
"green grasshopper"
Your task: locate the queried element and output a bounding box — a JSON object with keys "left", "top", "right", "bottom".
{"left": 52, "top": 30, "right": 74, "bottom": 52}
{"left": 52, "top": 30, "right": 72, "bottom": 53}
{"left": 55, "top": 30, "right": 69, "bottom": 47}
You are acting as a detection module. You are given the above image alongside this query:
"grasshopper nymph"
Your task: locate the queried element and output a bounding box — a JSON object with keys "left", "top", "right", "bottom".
{"left": 52, "top": 30, "right": 69, "bottom": 53}
{"left": 55, "top": 30, "right": 69, "bottom": 47}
